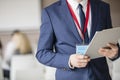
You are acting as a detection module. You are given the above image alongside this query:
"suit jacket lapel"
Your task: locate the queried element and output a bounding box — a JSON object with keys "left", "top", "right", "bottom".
{"left": 59, "top": 0, "right": 83, "bottom": 42}
{"left": 59, "top": 0, "right": 99, "bottom": 43}
{"left": 89, "top": 0, "right": 99, "bottom": 41}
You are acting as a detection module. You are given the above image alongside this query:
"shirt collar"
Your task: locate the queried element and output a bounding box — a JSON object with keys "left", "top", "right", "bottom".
{"left": 67, "top": 0, "right": 79, "bottom": 11}
{"left": 80, "top": 0, "right": 88, "bottom": 8}
{"left": 67, "top": 0, "right": 88, "bottom": 10}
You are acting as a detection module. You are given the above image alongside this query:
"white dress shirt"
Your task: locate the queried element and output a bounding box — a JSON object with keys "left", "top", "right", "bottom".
{"left": 67, "top": 0, "right": 92, "bottom": 38}
{"left": 67, "top": 0, "right": 92, "bottom": 69}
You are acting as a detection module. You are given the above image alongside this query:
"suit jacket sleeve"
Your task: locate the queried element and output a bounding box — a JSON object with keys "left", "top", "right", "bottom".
{"left": 36, "top": 9, "right": 70, "bottom": 69}
{"left": 105, "top": 4, "right": 120, "bottom": 61}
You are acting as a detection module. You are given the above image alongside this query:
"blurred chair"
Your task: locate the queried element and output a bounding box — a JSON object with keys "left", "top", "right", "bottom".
{"left": 10, "top": 54, "right": 45, "bottom": 80}
{"left": 15, "top": 68, "right": 44, "bottom": 80}
{"left": 112, "top": 58, "right": 120, "bottom": 80}
{"left": 44, "top": 66, "right": 56, "bottom": 80}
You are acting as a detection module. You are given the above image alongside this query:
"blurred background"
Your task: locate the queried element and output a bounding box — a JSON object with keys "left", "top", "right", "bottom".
{"left": 0, "top": 0, "right": 120, "bottom": 80}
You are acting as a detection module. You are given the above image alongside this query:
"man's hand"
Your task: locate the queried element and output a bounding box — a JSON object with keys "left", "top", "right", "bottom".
{"left": 69, "top": 54, "right": 90, "bottom": 68}
{"left": 98, "top": 43, "right": 119, "bottom": 59}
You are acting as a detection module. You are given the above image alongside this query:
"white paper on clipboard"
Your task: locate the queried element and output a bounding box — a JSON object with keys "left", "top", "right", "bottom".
{"left": 85, "top": 27, "right": 120, "bottom": 59}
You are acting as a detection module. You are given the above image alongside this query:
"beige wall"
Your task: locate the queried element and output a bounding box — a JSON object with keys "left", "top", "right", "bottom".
{"left": 0, "top": 0, "right": 41, "bottom": 31}
{"left": 104, "top": 0, "right": 120, "bottom": 27}
{"left": 42, "top": 0, "right": 120, "bottom": 27}
{"left": 42, "top": 0, "right": 57, "bottom": 8}
{"left": 0, "top": 0, "right": 120, "bottom": 54}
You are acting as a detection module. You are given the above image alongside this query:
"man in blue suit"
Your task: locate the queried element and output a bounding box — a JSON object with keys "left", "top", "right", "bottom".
{"left": 36, "top": 0, "right": 120, "bottom": 80}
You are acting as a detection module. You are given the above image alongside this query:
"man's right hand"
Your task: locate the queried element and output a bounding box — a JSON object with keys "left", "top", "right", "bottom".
{"left": 69, "top": 54, "right": 90, "bottom": 68}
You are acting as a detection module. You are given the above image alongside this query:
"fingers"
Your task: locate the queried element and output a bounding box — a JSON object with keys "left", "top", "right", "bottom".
{"left": 78, "top": 59, "right": 90, "bottom": 63}
{"left": 77, "top": 55, "right": 90, "bottom": 62}
{"left": 99, "top": 42, "right": 118, "bottom": 54}
{"left": 99, "top": 48, "right": 110, "bottom": 54}
{"left": 98, "top": 43, "right": 119, "bottom": 58}
{"left": 77, "top": 62, "right": 88, "bottom": 68}
{"left": 107, "top": 43, "right": 117, "bottom": 49}
{"left": 99, "top": 48, "right": 109, "bottom": 52}
{"left": 78, "top": 58, "right": 90, "bottom": 68}
{"left": 98, "top": 48, "right": 110, "bottom": 57}
{"left": 77, "top": 55, "right": 89, "bottom": 59}
{"left": 69, "top": 54, "right": 91, "bottom": 68}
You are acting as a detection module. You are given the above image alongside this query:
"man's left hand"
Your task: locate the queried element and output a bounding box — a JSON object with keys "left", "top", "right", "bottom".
{"left": 98, "top": 43, "right": 119, "bottom": 59}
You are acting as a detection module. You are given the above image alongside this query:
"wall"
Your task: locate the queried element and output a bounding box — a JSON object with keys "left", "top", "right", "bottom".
{"left": 0, "top": 0, "right": 41, "bottom": 31}
{"left": 42, "top": 0, "right": 120, "bottom": 27}
{"left": 103, "top": 0, "right": 120, "bottom": 27}
{"left": 0, "top": 0, "right": 119, "bottom": 55}
{"left": 42, "top": 0, "right": 57, "bottom": 8}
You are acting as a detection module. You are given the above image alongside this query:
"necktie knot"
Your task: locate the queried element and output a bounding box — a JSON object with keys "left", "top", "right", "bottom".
{"left": 79, "top": 4, "right": 83, "bottom": 9}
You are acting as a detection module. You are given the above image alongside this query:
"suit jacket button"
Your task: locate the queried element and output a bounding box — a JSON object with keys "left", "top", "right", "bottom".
{"left": 63, "top": 68, "right": 67, "bottom": 71}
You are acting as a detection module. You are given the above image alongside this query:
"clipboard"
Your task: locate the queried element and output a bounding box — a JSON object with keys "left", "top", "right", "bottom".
{"left": 85, "top": 27, "right": 120, "bottom": 59}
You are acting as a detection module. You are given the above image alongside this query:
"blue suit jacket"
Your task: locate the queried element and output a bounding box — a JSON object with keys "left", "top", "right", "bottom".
{"left": 36, "top": 0, "right": 113, "bottom": 80}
